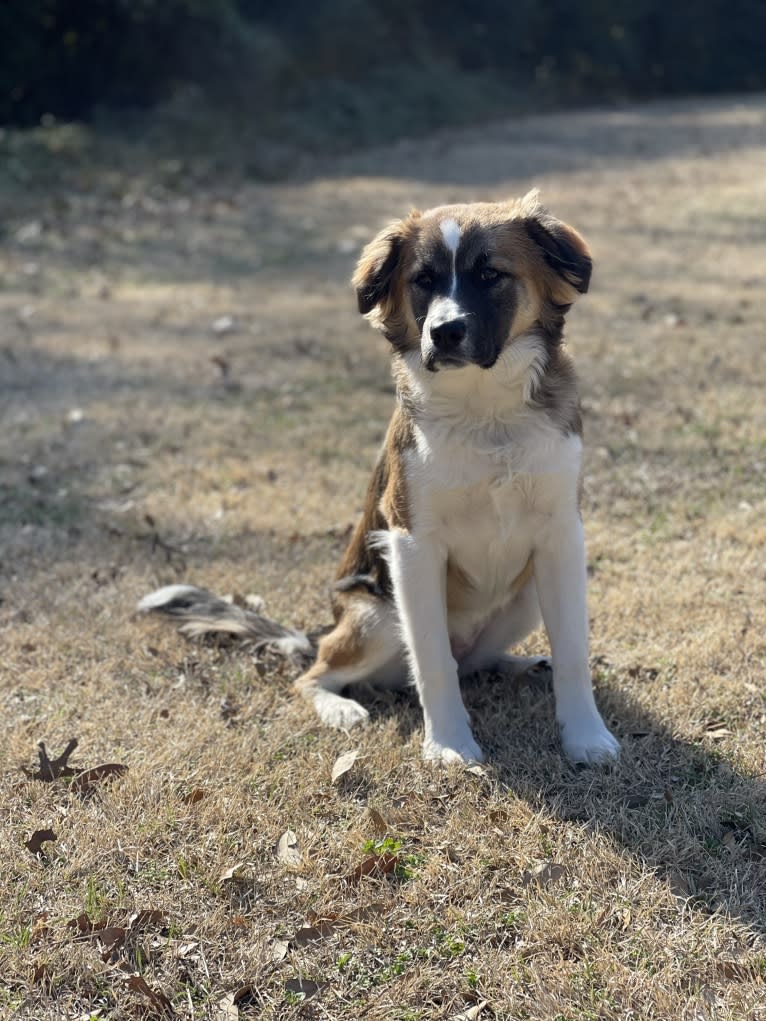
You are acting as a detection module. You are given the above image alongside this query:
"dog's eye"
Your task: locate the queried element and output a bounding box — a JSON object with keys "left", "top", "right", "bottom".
{"left": 412, "top": 271, "right": 435, "bottom": 290}
{"left": 478, "top": 266, "right": 501, "bottom": 285}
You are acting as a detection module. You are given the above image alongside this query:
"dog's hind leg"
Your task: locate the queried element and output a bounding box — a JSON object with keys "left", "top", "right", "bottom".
{"left": 295, "top": 596, "right": 404, "bottom": 730}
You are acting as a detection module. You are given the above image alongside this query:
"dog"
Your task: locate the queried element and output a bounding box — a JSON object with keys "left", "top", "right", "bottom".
{"left": 139, "top": 190, "right": 619, "bottom": 766}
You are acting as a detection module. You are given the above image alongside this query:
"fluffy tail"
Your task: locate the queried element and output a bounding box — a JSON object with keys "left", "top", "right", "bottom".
{"left": 137, "top": 585, "right": 316, "bottom": 661}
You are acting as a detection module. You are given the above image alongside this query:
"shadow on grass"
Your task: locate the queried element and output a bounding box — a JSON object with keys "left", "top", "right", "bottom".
{"left": 352, "top": 665, "right": 766, "bottom": 939}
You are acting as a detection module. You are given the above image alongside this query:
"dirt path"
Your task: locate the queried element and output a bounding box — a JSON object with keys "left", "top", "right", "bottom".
{"left": 2, "top": 95, "right": 766, "bottom": 1019}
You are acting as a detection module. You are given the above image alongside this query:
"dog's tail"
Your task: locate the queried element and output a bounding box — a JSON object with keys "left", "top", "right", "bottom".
{"left": 137, "top": 585, "right": 316, "bottom": 661}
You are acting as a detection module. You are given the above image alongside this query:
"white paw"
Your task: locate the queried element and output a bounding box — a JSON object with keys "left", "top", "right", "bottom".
{"left": 559, "top": 712, "right": 620, "bottom": 764}
{"left": 422, "top": 729, "right": 484, "bottom": 765}
{"left": 313, "top": 691, "right": 370, "bottom": 730}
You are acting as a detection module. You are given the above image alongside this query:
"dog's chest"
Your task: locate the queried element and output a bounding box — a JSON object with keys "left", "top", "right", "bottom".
{"left": 410, "top": 420, "right": 580, "bottom": 614}
{"left": 437, "top": 471, "right": 537, "bottom": 604}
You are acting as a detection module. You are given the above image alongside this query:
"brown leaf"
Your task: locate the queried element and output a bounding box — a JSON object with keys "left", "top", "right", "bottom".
{"left": 276, "top": 830, "right": 301, "bottom": 867}
{"left": 366, "top": 807, "right": 389, "bottom": 836}
{"left": 32, "top": 962, "right": 50, "bottom": 985}
{"left": 129, "top": 910, "right": 168, "bottom": 931}
{"left": 331, "top": 749, "right": 360, "bottom": 783}
{"left": 182, "top": 787, "right": 206, "bottom": 805}
{"left": 98, "top": 926, "right": 127, "bottom": 961}
{"left": 284, "top": 978, "right": 320, "bottom": 999}
{"left": 69, "top": 762, "right": 128, "bottom": 793}
{"left": 31, "top": 913, "right": 52, "bottom": 943}
{"left": 233, "top": 984, "right": 258, "bottom": 1006}
{"left": 23, "top": 738, "right": 79, "bottom": 781}
{"left": 292, "top": 921, "right": 336, "bottom": 946}
{"left": 66, "top": 913, "right": 108, "bottom": 936}
{"left": 25, "top": 828, "right": 57, "bottom": 856}
{"left": 124, "top": 973, "right": 174, "bottom": 1015}
{"left": 346, "top": 852, "right": 400, "bottom": 885}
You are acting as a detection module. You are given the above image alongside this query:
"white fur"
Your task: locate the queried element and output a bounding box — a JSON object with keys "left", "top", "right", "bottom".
{"left": 137, "top": 585, "right": 200, "bottom": 612}
{"left": 439, "top": 217, "right": 461, "bottom": 298}
{"left": 383, "top": 338, "right": 618, "bottom": 765}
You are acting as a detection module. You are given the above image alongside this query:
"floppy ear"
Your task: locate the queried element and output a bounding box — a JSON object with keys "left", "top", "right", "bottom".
{"left": 519, "top": 191, "right": 592, "bottom": 305}
{"left": 352, "top": 215, "right": 417, "bottom": 315}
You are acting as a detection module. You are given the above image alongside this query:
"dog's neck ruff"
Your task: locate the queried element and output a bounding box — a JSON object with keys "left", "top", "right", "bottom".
{"left": 397, "top": 330, "right": 549, "bottom": 430}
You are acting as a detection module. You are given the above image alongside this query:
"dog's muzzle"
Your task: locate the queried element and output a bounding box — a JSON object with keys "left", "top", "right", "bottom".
{"left": 424, "top": 314, "right": 470, "bottom": 371}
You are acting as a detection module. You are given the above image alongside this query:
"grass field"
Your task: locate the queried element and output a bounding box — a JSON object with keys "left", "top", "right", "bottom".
{"left": 2, "top": 94, "right": 766, "bottom": 1020}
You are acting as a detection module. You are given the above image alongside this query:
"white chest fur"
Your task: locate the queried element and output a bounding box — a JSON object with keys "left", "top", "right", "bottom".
{"left": 406, "top": 414, "right": 582, "bottom": 640}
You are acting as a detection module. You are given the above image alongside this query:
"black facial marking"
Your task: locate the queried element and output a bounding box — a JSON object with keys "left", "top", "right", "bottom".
{"left": 410, "top": 226, "right": 517, "bottom": 370}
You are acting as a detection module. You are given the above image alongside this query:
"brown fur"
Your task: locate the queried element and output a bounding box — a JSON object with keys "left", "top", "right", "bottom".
{"left": 332, "top": 405, "right": 414, "bottom": 608}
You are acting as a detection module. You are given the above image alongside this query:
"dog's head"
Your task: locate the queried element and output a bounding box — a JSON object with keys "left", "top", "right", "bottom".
{"left": 352, "top": 191, "right": 591, "bottom": 373}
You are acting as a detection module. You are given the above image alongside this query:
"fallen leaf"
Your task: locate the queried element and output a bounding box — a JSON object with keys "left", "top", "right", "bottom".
{"left": 25, "top": 828, "right": 57, "bottom": 856}
{"left": 66, "top": 913, "right": 108, "bottom": 936}
{"left": 449, "top": 1001, "right": 489, "bottom": 1021}
{"left": 220, "top": 863, "right": 248, "bottom": 884}
{"left": 129, "top": 910, "right": 168, "bottom": 931}
{"left": 346, "top": 852, "right": 400, "bottom": 885}
{"left": 97, "top": 926, "right": 127, "bottom": 960}
{"left": 366, "top": 807, "right": 389, "bottom": 836}
{"left": 292, "top": 921, "right": 335, "bottom": 946}
{"left": 30, "top": 913, "right": 51, "bottom": 944}
{"left": 271, "top": 939, "right": 289, "bottom": 963}
{"left": 521, "top": 862, "right": 566, "bottom": 889}
{"left": 32, "top": 962, "right": 50, "bottom": 984}
{"left": 276, "top": 830, "right": 301, "bottom": 867}
{"left": 23, "top": 739, "right": 79, "bottom": 781}
{"left": 284, "top": 978, "right": 320, "bottom": 999}
{"left": 331, "top": 749, "right": 360, "bottom": 783}
{"left": 233, "top": 984, "right": 258, "bottom": 1005}
{"left": 124, "top": 973, "right": 174, "bottom": 1015}
{"left": 69, "top": 763, "right": 128, "bottom": 793}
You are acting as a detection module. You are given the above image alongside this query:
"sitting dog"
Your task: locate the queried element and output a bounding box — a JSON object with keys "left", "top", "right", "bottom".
{"left": 140, "top": 190, "right": 619, "bottom": 766}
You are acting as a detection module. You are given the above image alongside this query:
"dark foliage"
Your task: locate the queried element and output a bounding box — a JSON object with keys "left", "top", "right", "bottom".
{"left": 1, "top": 1, "right": 763, "bottom": 129}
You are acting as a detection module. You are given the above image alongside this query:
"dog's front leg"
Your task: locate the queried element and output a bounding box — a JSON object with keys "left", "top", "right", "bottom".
{"left": 388, "top": 531, "right": 483, "bottom": 764}
{"left": 535, "top": 515, "right": 619, "bottom": 764}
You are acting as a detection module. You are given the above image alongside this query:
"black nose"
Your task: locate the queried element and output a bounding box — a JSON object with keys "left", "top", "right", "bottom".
{"left": 430, "top": 317, "right": 467, "bottom": 351}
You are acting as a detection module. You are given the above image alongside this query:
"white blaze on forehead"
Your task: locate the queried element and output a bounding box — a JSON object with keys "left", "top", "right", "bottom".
{"left": 439, "top": 217, "right": 461, "bottom": 255}
{"left": 439, "top": 218, "right": 461, "bottom": 297}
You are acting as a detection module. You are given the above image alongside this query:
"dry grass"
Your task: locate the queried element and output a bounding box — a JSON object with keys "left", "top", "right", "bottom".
{"left": 2, "top": 95, "right": 766, "bottom": 1020}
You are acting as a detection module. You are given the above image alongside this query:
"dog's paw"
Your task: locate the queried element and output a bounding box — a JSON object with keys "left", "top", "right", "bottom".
{"left": 312, "top": 691, "right": 370, "bottom": 730}
{"left": 559, "top": 712, "right": 619, "bottom": 765}
{"left": 422, "top": 729, "right": 484, "bottom": 765}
